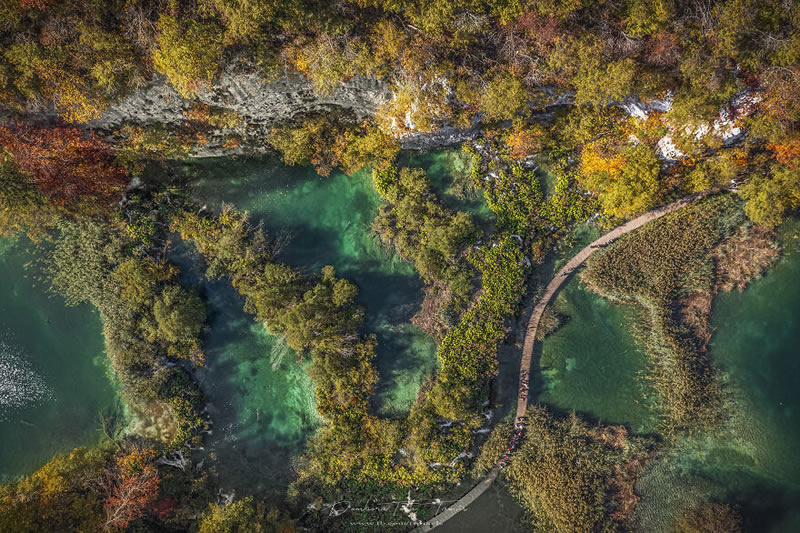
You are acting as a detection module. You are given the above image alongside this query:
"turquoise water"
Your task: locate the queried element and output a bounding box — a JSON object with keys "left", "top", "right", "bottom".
{"left": 398, "top": 148, "right": 495, "bottom": 229}
{"left": 536, "top": 279, "right": 658, "bottom": 434}
{"left": 635, "top": 222, "right": 800, "bottom": 532}
{"left": 0, "top": 238, "right": 119, "bottom": 481}
{"left": 533, "top": 219, "right": 800, "bottom": 530}
{"left": 176, "top": 157, "right": 439, "bottom": 415}
{"left": 170, "top": 242, "right": 319, "bottom": 499}
{"left": 531, "top": 221, "right": 659, "bottom": 433}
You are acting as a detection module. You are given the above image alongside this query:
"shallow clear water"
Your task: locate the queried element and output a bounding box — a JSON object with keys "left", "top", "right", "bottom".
{"left": 0, "top": 238, "right": 119, "bottom": 481}
{"left": 170, "top": 241, "right": 320, "bottom": 499}
{"left": 530, "top": 218, "right": 800, "bottom": 530}
{"left": 165, "top": 153, "right": 488, "bottom": 497}
{"left": 177, "top": 157, "right": 439, "bottom": 415}
{"left": 635, "top": 221, "right": 800, "bottom": 532}
{"left": 532, "top": 222, "right": 659, "bottom": 433}
{"left": 398, "top": 148, "right": 495, "bottom": 229}
{"left": 536, "top": 279, "right": 658, "bottom": 434}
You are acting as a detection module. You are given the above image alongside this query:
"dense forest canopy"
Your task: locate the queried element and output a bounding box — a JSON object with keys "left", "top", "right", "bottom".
{"left": 0, "top": 0, "right": 798, "bottom": 531}
{"left": 0, "top": 0, "right": 798, "bottom": 225}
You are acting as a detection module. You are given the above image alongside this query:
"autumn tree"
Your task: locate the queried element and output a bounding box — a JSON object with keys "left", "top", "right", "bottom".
{"left": 333, "top": 121, "right": 400, "bottom": 175}
{"left": 153, "top": 16, "right": 224, "bottom": 97}
{"left": 375, "top": 82, "right": 449, "bottom": 134}
{"left": 142, "top": 285, "right": 207, "bottom": 365}
{"left": 277, "top": 265, "right": 363, "bottom": 352}
{"left": 198, "top": 497, "right": 296, "bottom": 533}
{"left": 506, "top": 119, "right": 545, "bottom": 160}
{"left": 625, "top": 0, "right": 672, "bottom": 37}
{"left": 0, "top": 448, "right": 108, "bottom": 532}
{"left": 268, "top": 116, "right": 340, "bottom": 176}
{"left": 211, "top": 0, "right": 282, "bottom": 42}
{"left": 269, "top": 116, "right": 399, "bottom": 177}
{"left": 2, "top": 22, "right": 144, "bottom": 122}
{"left": 0, "top": 151, "right": 56, "bottom": 239}
{"left": 686, "top": 155, "right": 739, "bottom": 192}
{"left": 768, "top": 139, "right": 800, "bottom": 171}
{"left": 741, "top": 165, "right": 800, "bottom": 227}
{"left": 572, "top": 39, "right": 637, "bottom": 107}
{"left": 290, "top": 33, "right": 373, "bottom": 96}
{"left": 4, "top": 41, "right": 104, "bottom": 122}
{"left": 581, "top": 143, "right": 661, "bottom": 218}
{"left": 481, "top": 71, "right": 528, "bottom": 121}
{"left": 100, "top": 446, "right": 160, "bottom": 531}
{"left": 0, "top": 123, "right": 127, "bottom": 206}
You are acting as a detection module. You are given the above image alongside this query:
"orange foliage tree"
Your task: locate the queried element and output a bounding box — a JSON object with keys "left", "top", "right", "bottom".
{"left": 14, "top": 0, "right": 53, "bottom": 11}
{"left": 0, "top": 123, "right": 127, "bottom": 206}
{"left": 768, "top": 139, "right": 800, "bottom": 170}
{"left": 100, "top": 446, "right": 160, "bottom": 531}
{"left": 506, "top": 120, "right": 544, "bottom": 160}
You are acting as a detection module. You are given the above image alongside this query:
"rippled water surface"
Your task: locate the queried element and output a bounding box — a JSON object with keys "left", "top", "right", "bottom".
{"left": 635, "top": 221, "right": 800, "bottom": 532}
{"left": 0, "top": 238, "right": 119, "bottom": 480}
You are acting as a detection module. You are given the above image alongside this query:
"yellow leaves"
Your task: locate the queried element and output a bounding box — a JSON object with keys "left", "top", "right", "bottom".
{"left": 116, "top": 447, "right": 156, "bottom": 475}
{"left": 580, "top": 143, "right": 661, "bottom": 219}
{"left": 294, "top": 53, "right": 309, "bottom": 73}
{"left": 580, "top": 143, "right": 627, "bottom": 179}
{"left": 152, "top": 16, "right": 223, "bottom": 98}
{"left": 370, "top": 20, "right": 407, "bottom": 65}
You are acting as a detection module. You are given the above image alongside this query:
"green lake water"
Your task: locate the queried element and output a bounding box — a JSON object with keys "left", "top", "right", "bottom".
{"left": 166, "top": 152, "right": 485, "bottom": 497}
{"left": 399, "top": 148, "right": 495, "bottom": 229}
{"left": 635, "top": 221, "right": 800, "bottom": 532}
{"left": 170, "top": 242, "right": 320, "bottom": 499}
{"left": 0, "top": 238, "right": 119, "bottom": 481}
{"left": 533, "top": 222, "right": 659, "bottom": 433}
{"left": 536, "top": 279, "right": 659, "bottom": 434}
{"left": 177, "top": 157, "right": 440, "bottom": 416}
{"left": 532, "top": 218, "right": 800, "bottom": 530}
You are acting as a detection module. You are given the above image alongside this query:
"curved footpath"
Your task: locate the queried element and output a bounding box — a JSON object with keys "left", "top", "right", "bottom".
{"left": 411, "top": 191, "right": 710, "bottom": 532}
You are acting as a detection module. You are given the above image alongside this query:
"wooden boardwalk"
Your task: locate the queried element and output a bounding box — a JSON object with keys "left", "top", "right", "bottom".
{"left": 515, "top": 191, "right": 708, "bottom": 420}
{"left": 409, "top": 465, "right": 500, "bottom": 532}
{"left": 412, "top": 191, "right": 709, "bottom": 532}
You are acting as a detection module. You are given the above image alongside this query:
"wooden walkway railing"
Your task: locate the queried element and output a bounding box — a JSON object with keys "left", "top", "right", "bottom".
{"left": 411, "top": 191, "right": 710, "bottom": 532}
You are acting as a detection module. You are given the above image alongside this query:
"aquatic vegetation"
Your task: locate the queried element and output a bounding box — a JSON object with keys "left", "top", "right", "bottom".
{"left": 1, "top": 0, "right": 799, "bottom": 527}
{"left": 428, "top": 235, "right": 527, "bottom": 420}
{"left": 504, "top": 406, "right": 653, "bottom": 533}
{"left": 373, "top": 166, "right": 478, "bottom": 333}
{"left": 674, "top": 502, "right": 743, "bottom": 533}
{"left": 581, "top": 195, "right": 751, "bottom": 432}
{"left": 171, "top": 208, "right": 382, "bottom": 477}
{"left": 47, "top": 216, "right": 207, "bottom": 445}
{"left": 173, "top": 203, "right": 479, "bottom": 510}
